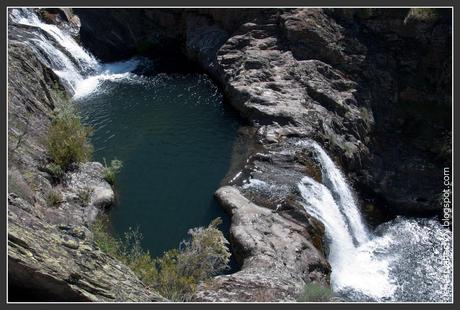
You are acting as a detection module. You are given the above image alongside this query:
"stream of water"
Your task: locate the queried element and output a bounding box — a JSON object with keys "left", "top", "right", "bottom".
{"left": 296, "top": 141, "right": 452, "bottom": 302}
{"left": 9, "top": 8, "right": 453, "bottom": 302}
{"left": 9, "top": 8, "right": 240, "bottom": 258}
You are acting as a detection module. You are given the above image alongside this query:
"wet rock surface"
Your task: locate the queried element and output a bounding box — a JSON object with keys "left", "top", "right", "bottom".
{"left": 75, "top": 8, "right": 451, "bottom": 217}
{"left": 194, "top": 186, "right": 330, "bottom": 302}
{"left": 7, "top": 13, "right": 165, "bottom": 301}
{"left": 9, "top": 7, "right": 452, "bottom": 302}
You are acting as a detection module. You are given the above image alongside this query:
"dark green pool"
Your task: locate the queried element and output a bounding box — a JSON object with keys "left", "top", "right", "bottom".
{"left": 77, "top": 72, "right": 240, "bottom": 258}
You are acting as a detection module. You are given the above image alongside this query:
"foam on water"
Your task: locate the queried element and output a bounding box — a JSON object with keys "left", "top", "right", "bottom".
{"left": 73, "top": 59, "right": 144, "bottom": 99}
{"left": 9, "top": 8, "right": 141, "bottom": 98}
{"left": 374, "top": 217, "right": 452, "bottom": 302}
{"left": 296, "top": 140, "right": 452, "bottom": 302}
{"left": 9, "top": 8, "right": 452, "bottom": 303}
{"left": 298, "top": 176, "right": 395, "bottom": 299}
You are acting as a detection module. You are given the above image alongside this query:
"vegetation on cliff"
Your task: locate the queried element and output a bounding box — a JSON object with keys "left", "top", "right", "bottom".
{"left": 102, "top": 158, "right": 123, "bottom": 185}
{"left": 405, "top": 8, "right": 440, "bottom": 23}
{"left": 92, "top": 216, "right": 230, "bottom": 301}
{"left": 46, "top": 102, "right": 93, "bottom": 172}
{"left": 296, "top": 282, "right": 334, "bottom": 302}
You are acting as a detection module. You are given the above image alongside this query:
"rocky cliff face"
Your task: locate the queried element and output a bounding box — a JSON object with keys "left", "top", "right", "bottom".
{"left": 9, "top": 7, "right": 451, "bottom": 302}
{"left": 76, "top": 8, "right": 451, "bottom": 216}
{"left": 7, "top": 10, "right": 165, "bottom": 302}
{"left": 73, "top": 8, "right": 451, "bottom": 301}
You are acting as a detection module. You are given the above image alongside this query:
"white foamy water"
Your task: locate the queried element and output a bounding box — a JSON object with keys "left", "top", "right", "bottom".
{"left": 303, "top": 141, "right": 369, "bottom": 245}
{"left": 72, "top": 59, "right": 142, "bottom": 99}
{"left": 298, "top": 176, "right": 395, "bottom": 299}
{"left": 296, "top": 140, "right": 452, "bottom": 302}
{"left": 9, "top": 8, "right": 452, "bottom": 303}
{"left": 9, "top": 8, "right": 141, "bottom": 98}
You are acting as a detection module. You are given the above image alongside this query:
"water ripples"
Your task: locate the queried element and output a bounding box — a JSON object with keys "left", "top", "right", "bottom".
{"left": 77, "top": 72, "right": 240, "bottom": 257}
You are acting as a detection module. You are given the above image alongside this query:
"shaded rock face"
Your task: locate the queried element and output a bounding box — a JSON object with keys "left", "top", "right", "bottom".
{"left": 9, "top": 7, "right": 452, "bottom": 302}
{"left": 74, "top": 7, "right": 451, "bottom": 302}
{"left": 75, "top": 8, "right": 451, "bottom": 218}
{"left": 74, "top": 9, "right": 266, "bottom": 62}
{"left": 318, "top": 8, "right": 452, "bottom": 216}
{"left": 7, "top": 12, "right": 165, "bottom": 302}
{"left": 73, "top": 9, "right": 184, "bottom": 62}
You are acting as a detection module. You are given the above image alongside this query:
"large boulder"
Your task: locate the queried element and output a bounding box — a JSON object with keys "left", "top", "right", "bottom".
{"left": 8, "top": 194, "right": 165, "bottom": 302}
{"left": 194, "top": 186, "right": 330, "bottom": 302}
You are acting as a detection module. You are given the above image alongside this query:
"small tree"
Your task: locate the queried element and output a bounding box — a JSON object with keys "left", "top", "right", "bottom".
{"left": 177, "top": 217, "right": 231, "bottom": 281}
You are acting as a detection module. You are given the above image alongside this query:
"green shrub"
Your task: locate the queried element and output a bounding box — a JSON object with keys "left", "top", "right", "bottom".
{"left": 405, "top": 8, "right": 440, "bottom": 23}
{"left": 46, "top": 103, "right": 93, "bottom": 171}
{"left": 151, "top": 218, "right": 230, "bottom": 301}
{"left": 296, "top": 282, "right": 334, "bottom": 302}
{"left": 176, "top": 217, "right": 231, "bottom": 282}
{"left": 91, "top": 216, "right": 230, "bottom": 301}
{"left": 45, "top": 163, "right": 64, "bottom": 182}
{"left": 46, "top": 189, "right": 63, "bottom": 207}
{"left": 77, "top": 187, "right": 93, "bottom": 206}
{"left": 50, "top": 79, "right": 68, "bottom": 101}
{"left": 92, "top": 215, "right": 121, "bottom": 255}
{"left": 103, "top": 158, "right": 123, "bottom": 185}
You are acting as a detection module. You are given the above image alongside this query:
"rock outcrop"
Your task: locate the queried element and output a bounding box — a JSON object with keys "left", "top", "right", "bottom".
{"left": 9, "top": 7, "right": 452, "bottom": 302}
{"left": 194, "top": 186, "right": 329, "bottom": 302}
{"left": 8, "top": 193, "right": 164, "bottom": 302}
{"left": 75, "top": 8, "right": 451, "bottom": 217}
{"left": 7, "top": 10, "right": 165, "bottom": 302}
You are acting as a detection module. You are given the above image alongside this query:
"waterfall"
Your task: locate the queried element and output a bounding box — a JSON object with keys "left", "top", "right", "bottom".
{"left": 296, "top": 140, "right": 452, "bottom": 302}
{"left": 8, "top": 8, "right": 142, "bottom": 99}
{"left": 8, "top": 7, "right": 452, "bottom": 302}
{"left": 297, "top": 140, "right": 394, "bottom": 299}
{"left": 304, "top": 141, "right": 369, "bottom": 245}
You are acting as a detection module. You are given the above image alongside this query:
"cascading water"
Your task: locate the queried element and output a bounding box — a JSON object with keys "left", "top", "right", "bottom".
{"left": 297, "top": 141, "right": 394, "bottom": 299}
{"left": 306, "top": 142, "right": 369, "bottom": 245}
{"left": 296, "top": 140, "right": 452, "bottom": 302}
{"left": 8, "top": 8, "right": 141, "bottom": 98}
{"left": 8, "top": 7, "right": 452, "bottom": 303}
{"left": 8, "top": 7, "right": 240, "bottom": 262}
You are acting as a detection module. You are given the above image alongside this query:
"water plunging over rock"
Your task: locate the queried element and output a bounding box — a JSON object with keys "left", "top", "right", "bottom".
{"left": 9, "top": 8, "right": 141, "bottom": 98}
{"left": 8, "top": 7, "right": 452, "bottom": 302}
{"left": 296, "top": 141, "right": 452, "bottom": 302}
